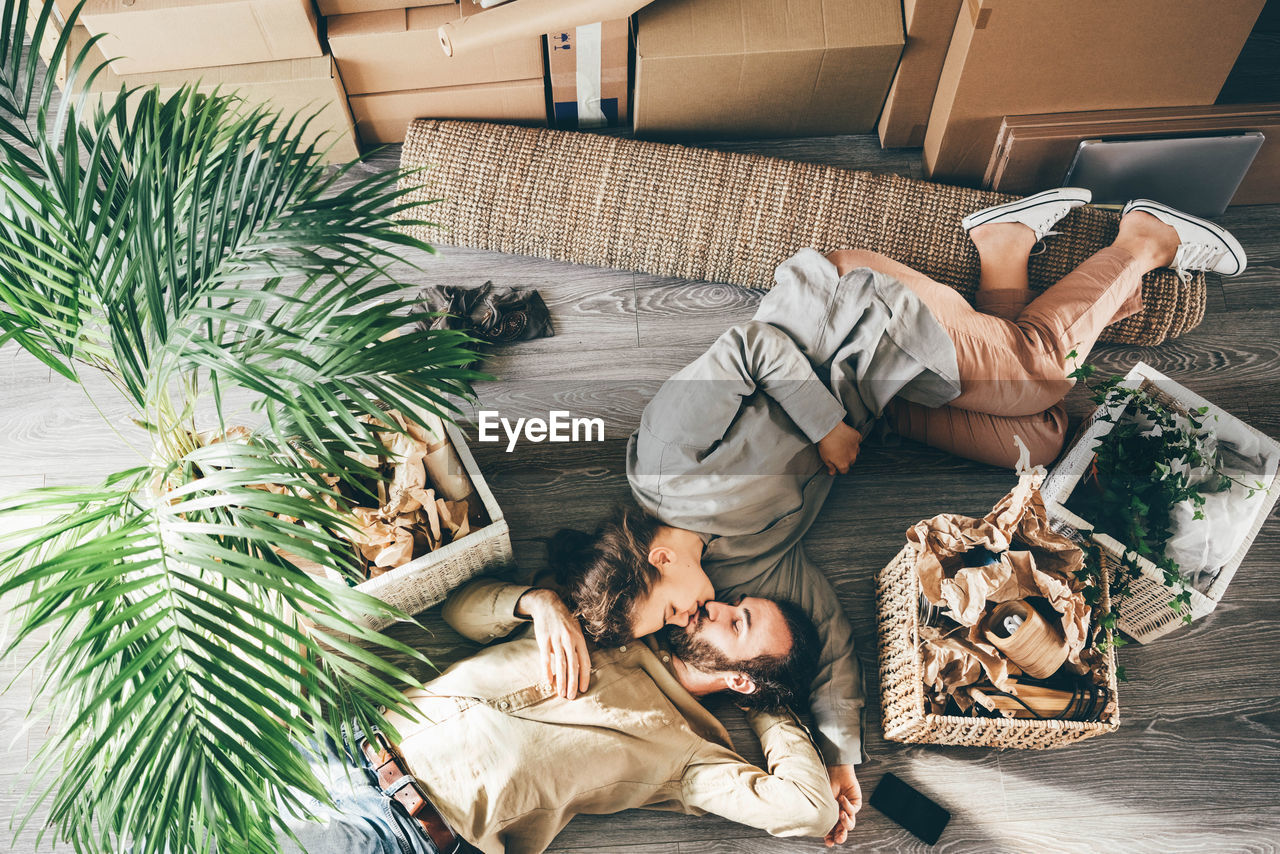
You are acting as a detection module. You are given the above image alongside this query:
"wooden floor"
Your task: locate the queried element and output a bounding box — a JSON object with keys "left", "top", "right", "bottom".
{"left": 3, "top": 115, "right": 1280, "bottom": 851}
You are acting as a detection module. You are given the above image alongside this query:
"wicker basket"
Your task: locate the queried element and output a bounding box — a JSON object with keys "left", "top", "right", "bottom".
{"left": 1042, "top": 362, "right": 1280, "bottom": 644}
{"left": 877, "top": 545, "right": 1121, "bottom": 749}
{"left": 325, "top": 420, "right": 512, "bottom": 631}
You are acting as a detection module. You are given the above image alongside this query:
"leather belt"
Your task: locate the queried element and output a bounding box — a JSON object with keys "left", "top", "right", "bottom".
{"left": 359, "top": 731, "right": 461, "bottom": 854}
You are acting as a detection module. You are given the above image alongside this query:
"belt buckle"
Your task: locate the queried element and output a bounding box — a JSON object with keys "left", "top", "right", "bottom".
{"left": 359, "top": 730, "right": 461, "bottom": 854}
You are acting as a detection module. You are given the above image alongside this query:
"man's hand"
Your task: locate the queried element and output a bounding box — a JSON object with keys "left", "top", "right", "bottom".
{"left": 817, "top": 422, "right": 862, "bottom": 476}
{"left": 824, "top": 764, "right": 862, "bottom": 847}
{"left": 515, "top": 588, "right": 591, "bottom": 700}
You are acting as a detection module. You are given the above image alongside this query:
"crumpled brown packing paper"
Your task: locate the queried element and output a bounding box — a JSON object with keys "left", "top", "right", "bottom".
{"left": 208, "top": 411, "right": 482, "bottom": 577}
{"left": 907, "top": 458, "right": 1095, "bottom": 713}
{"left": 200, "top": 426, "right": 345, "bottom": 526}
{"left": 347, "top": 410, "right": 480, "bottom": 575}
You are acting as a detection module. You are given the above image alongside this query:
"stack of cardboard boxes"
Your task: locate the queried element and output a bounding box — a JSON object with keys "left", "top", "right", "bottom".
{"left": 984, "top": 104, "right": 1280, "bottom": 204}
{"left": 876, "top": 0, "right": 1275, "bottom": 203}
{"left": 31, "top": 0, "right": 1276, "bottom": 205}
{"left": 326, "top": 1, "right": 545, "bottom": 146}
{"left": 37, "top": 0, "right": 360, "bottom": 163}
{"left": 36, "top": 0, "right": 641, "bottom": 155}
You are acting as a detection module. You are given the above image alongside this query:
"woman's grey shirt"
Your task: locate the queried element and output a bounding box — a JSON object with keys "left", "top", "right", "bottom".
{"left": 627, "top": 249, "right": 961, "bottom": 765}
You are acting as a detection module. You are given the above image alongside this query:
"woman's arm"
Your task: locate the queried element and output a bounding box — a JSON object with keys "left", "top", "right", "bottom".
{"left": 637, "top": 320, "right": 847, "bottom": 453}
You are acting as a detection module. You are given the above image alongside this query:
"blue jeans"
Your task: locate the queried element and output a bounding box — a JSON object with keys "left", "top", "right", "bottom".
{"left": 276, "top": 732, "right": 440, "bottom": 854}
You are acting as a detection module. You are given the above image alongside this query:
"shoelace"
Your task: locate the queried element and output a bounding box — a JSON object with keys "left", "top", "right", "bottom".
{"left": 1027, "top": 215, "right": 1064, "bottom": 240}
{"left": 1029, "top": 229, "right": 1062, "bottom": 256}
{"left": 1171, "top": 243, "right": 1225, "bottom": 283}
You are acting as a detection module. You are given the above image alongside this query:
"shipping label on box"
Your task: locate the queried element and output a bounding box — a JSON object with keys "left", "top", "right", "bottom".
{"left": 546, "top": 18, "right": 630, "bottom": 129}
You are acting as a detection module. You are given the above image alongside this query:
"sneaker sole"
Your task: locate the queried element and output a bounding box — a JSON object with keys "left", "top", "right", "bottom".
{"left": 961, "top": 187, "right": 1093, "bottom": 232}
{"left": 1121, "top": 199, "right": 1247, "bottom": 276}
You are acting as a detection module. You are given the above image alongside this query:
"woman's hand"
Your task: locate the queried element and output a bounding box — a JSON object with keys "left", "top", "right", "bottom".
{"left": 818, "top": 422, "right": 862, "bottom": 476}
{"left": 515, "top": 588, "right": 592, "bottom": 700}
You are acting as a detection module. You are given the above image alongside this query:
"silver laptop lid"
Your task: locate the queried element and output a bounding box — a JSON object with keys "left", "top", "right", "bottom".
{"left": 1063, "top": 132, "right": 1264, "bottom": 217}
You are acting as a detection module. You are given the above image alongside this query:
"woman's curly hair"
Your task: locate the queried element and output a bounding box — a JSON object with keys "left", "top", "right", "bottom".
{"left": 547, "top": 504, "right": 663, "bottom": 645}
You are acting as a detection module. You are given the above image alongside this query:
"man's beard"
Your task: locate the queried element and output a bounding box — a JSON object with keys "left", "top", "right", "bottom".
{"left": 664, "top": 621, "right": 736, "bottom": 675}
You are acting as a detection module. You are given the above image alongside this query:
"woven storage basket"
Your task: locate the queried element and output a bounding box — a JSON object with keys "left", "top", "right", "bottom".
{"left": 877, "top": 544, "right": 1120, "bottom": 749}
{"left": 1042, "top": 362, "right": 1280, "bottom": 643}
{"left": 398, "top": 119, "right": 1204, "bottom": 347}
{"left": 325, "top": 420, "right": 512, "bottom": 631}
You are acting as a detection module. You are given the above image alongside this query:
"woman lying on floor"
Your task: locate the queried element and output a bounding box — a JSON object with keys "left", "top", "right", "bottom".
{"left": 508, "top": 192, "right": 1246, "bottom": 847}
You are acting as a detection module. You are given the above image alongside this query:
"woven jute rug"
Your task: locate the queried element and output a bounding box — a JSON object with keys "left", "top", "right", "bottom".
{"left": 398, "top": 120, "right": 1205, "bottom": 346}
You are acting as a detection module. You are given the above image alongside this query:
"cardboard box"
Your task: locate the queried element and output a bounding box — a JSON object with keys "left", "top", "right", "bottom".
{"left": 327, "top": 4, "right": 543, "bottom": 95}
{"left": 69, "top": 0, "right": 322, "bottom": 75}
{"left": 130, "top": 56, "right": 363, "bottom": 163}
{"left": 34, "top": 25, "right": 360, "bottom": 164}
{"left": 547, "top": 18, "right": 630, "bottom": 129}
{"left": 440, "top": 0, "right": 651, "bottom": 59}
{"left": 633, "top": 0, "right": 903, "bottom": 138}
{"left": 984, "top": 104, "right": 1280, "bottom": 206}
{"left": 923, "top": 0, "right": 1267, "bottom": 185}
{"left": 349, "top": 78, "right": 547, "bottom": 144}
{"left": 317, "top": 0, "right": 453, "bottom": 16}
{"left": 26, "top": 6, "right": 84, "bottom": 90}
{"left": 876, "top": 0, "right": 964, "bottom": 148}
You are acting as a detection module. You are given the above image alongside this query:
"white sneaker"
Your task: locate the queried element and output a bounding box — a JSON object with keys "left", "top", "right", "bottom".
{"left": 1121, "top": 199, "right": 1247, "bottom": 281}
{"left": 961, "top": 187, "right": 1093, "bottom": 242}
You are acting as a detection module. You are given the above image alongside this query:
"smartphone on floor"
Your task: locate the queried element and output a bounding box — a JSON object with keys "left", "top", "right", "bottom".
{"left": 869, "top": 772, "right": 950, "bottom": 845}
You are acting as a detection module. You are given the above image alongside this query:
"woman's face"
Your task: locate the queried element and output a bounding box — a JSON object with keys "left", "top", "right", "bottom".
{"left": 629, "top": 551, "right": 715, "bottom": 639}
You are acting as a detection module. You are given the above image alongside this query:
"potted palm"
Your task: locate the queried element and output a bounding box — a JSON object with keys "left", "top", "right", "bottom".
{"left": 0, "top": 3, "right": 485, "bottom": 852}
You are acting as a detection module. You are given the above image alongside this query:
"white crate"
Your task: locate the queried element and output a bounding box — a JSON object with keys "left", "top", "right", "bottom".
{"left": 1042, "top": 362, "right": 1280, "bottom": 643}
{"left": 326, "top": 419, "right": 512, "bottom": 630}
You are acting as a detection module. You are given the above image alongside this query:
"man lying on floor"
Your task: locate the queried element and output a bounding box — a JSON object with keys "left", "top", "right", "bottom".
{"left": 279, "top": 581, "right": 838, "bottom": 854}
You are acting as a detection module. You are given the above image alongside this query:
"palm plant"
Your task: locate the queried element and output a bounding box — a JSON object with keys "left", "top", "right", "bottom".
{"left": 0, "top": 2, "right": 483, "bottom": 852}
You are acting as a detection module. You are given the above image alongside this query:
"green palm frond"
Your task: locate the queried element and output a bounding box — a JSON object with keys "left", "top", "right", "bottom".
{"left": 0, "top": 2, "right": 485, "bottom": 852}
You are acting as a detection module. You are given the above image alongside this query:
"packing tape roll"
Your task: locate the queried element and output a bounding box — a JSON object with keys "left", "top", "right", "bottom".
{"left": 439, "top": 0, "right": 648, "bottom": 57}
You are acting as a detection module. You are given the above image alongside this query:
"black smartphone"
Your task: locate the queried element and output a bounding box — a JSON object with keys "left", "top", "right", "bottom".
{"left": 869, "top": 772, "right": 950, "bottom": 845}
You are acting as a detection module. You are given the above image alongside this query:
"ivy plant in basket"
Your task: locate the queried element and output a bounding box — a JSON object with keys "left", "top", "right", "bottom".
{"left": 0, "top": 3, "right": 482, "bottom": 853}
{"left": 1063, "top": 356, "right": 1267, "bottom": 662}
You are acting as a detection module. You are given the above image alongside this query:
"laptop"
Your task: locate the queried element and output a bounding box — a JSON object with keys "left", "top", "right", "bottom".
{"left": 1063, "top": 132, "right": 1264, "bottom": 217}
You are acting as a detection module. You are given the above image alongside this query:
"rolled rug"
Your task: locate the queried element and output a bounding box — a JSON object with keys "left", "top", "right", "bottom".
{"left": 398, "top": 120, "right": 1206, "bottom": 347}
